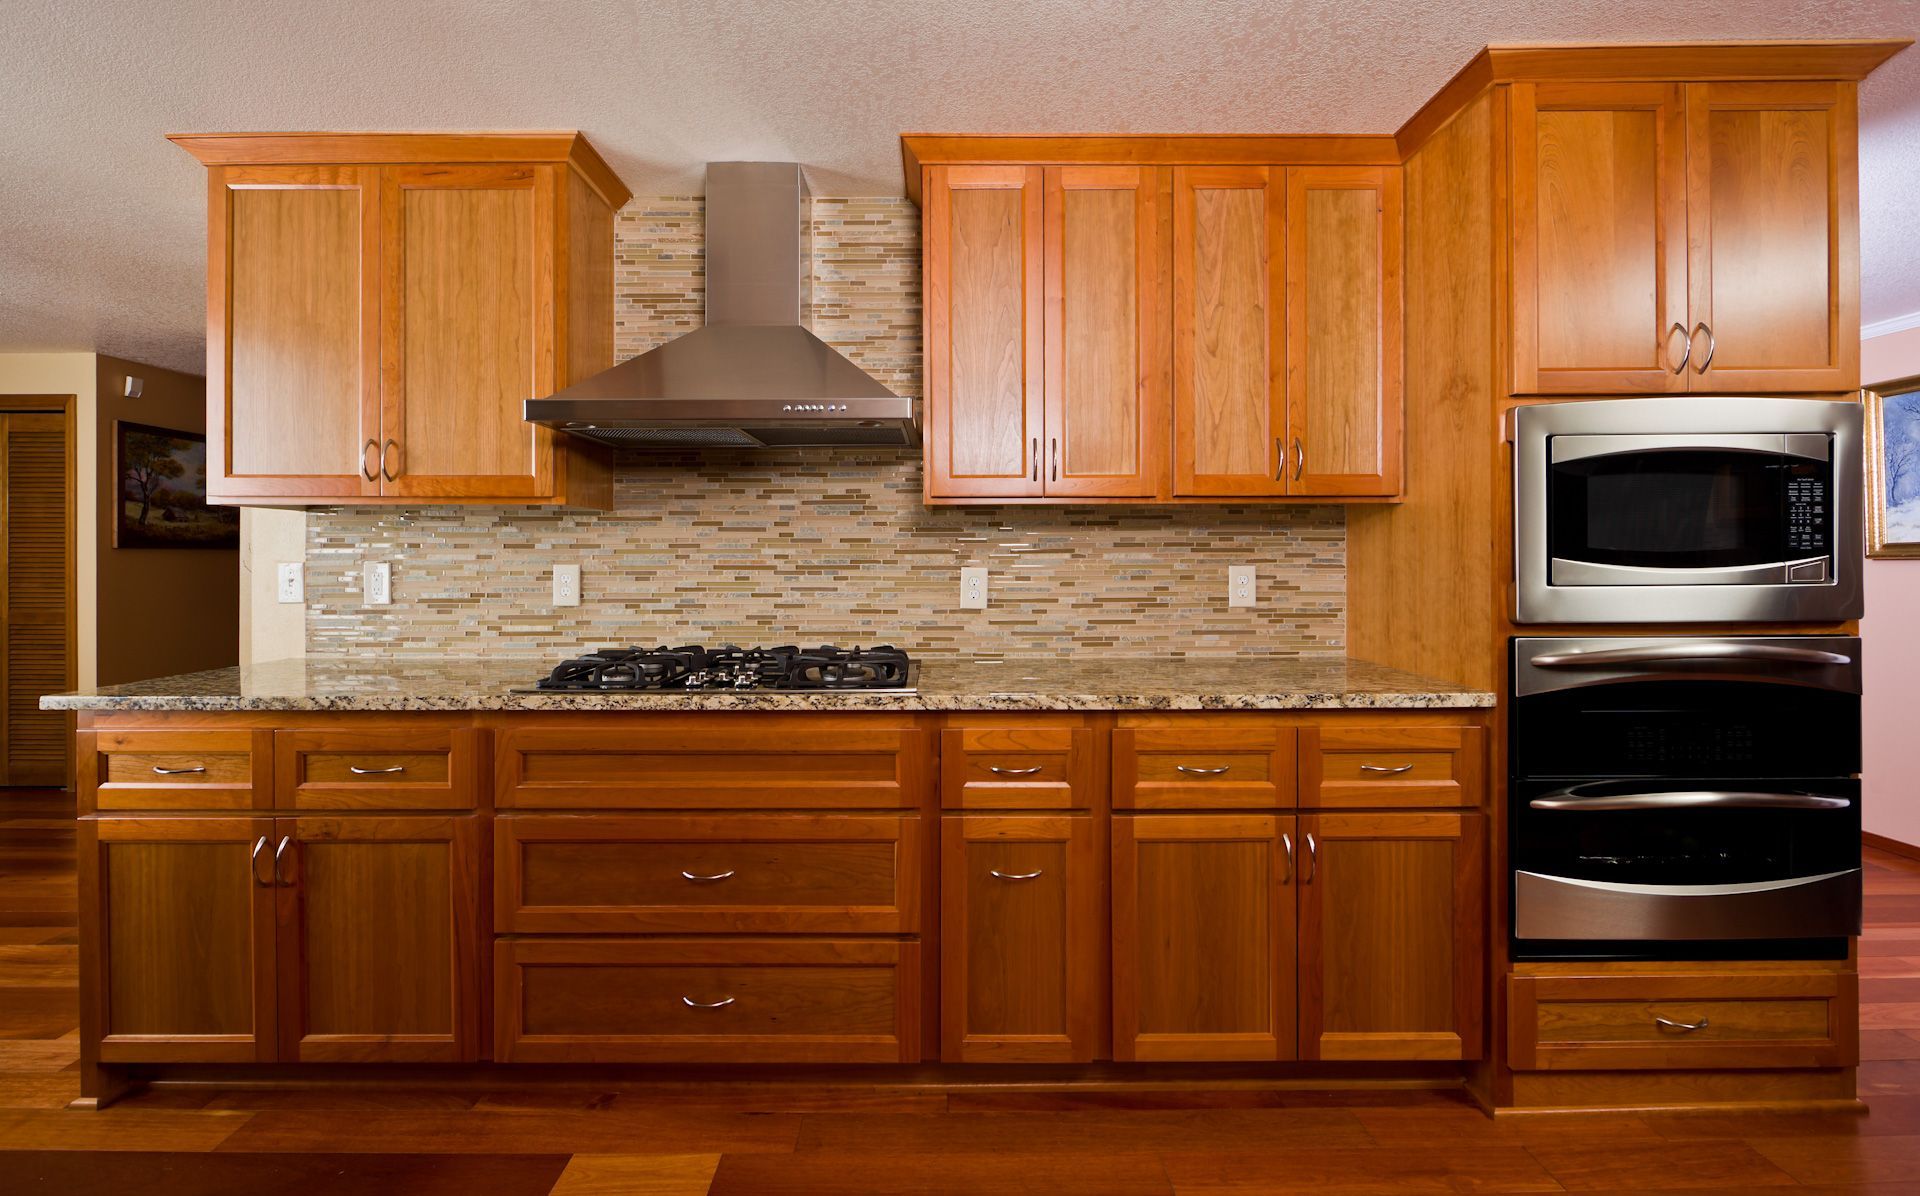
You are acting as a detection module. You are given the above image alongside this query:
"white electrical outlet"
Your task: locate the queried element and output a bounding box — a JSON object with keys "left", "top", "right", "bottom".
{"left": 552, "top": 564, "right": 581, "bottom": 607}
{"left": 275, "top": 563, "right": 303, "bottom": 604}
{"left": 363, "top": 561, "right": 391, "bottom": 606}
{"left": 960, "top": 567, "right": 989, "bottom": 610}
{"left": 1228, "top": 565, "right": 1256, "bottom": 608}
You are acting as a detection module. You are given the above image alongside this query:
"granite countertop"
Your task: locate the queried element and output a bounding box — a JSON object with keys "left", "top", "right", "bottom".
{"left": 42, "top": 656, "right": 1493, "bottom": 713}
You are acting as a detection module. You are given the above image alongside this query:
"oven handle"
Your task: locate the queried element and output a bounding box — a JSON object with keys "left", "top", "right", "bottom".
{"left": 1528, "top": 643, "right": 1851, "bottom": 670}
{"left": 1530, "top": 788, "right": 1851, "bottom": 811}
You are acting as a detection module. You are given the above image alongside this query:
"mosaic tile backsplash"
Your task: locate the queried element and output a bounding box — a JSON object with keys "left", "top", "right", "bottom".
{"left": 305, "top": 197, "right": 1346, "bottom": 660}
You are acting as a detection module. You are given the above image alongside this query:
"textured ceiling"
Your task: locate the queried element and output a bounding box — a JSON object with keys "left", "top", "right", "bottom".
{"left": 0, "top": 0, "right": 1915, "bottom": 374}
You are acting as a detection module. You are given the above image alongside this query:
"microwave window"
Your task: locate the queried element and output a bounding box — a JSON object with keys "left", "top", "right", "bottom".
{"left": 1549, "top": 449, "right": 1827, "bottom": 570}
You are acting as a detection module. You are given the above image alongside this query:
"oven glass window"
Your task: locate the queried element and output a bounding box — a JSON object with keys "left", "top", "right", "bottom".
{"left": 1549, "top": 448, "right": 1828, "bottom": 570}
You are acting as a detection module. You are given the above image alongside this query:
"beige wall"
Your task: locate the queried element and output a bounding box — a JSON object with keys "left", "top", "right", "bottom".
{"left": 1863, "top": 329, "right": 1920, "bottom": 847}
{"left": 240, "top": 508, "right": 304, "bottom": 666}
{"left": 93, "top": 356, "right": 237, "bottom": 684}
{"left": 0, "top": 352, "right": 98, "bottom": 687}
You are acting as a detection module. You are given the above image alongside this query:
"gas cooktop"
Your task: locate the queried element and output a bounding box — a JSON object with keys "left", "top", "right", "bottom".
{"left": 516, "top": 644, "right": 917, "bottom": 694}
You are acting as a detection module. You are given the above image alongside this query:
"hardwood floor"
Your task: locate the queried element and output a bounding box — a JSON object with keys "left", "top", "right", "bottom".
{"left": 6, "top": 787, "right": 1920, "bottom": 1194}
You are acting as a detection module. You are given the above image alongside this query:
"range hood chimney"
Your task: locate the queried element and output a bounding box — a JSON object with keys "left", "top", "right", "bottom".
{"left": 523, "top": 162, "right": 917, "bottom": 448}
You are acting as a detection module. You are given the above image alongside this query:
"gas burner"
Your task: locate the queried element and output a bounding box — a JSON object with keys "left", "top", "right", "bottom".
{"left": 525, "top": 644, "right": 917, "bottom": 694}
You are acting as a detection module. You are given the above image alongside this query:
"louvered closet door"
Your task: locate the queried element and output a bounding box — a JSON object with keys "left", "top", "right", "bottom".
{"left": 0, "top": 412, "right": 72, "bottom": 786}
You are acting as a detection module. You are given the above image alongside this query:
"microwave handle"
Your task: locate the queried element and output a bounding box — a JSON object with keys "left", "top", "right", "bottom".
{"left": 1530, "top": 788, "right": 1851, "bottom": 811}
{"left": 1528, "top": 643, "right": 1851, "bottom": 670}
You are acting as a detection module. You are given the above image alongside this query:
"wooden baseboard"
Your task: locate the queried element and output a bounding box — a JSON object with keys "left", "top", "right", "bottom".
{"left": 1864, "top": 831, "right": 1920, "bottom": 863}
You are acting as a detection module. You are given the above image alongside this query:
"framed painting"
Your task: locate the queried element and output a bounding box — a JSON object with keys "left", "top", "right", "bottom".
{"left": 113, "top": 421, "right": 240, "bottom": 550}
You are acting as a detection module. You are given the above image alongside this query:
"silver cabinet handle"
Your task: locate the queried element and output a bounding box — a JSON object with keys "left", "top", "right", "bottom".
{"left": 1292, "top": 437, "right": 1305, "bottom": 481}
{"left": 348, "top": 764, "right": 406, "bottom": 775}
{"left": 1304, "top": 832, "right": 1318, "bottom": 884}
{"left": 989, "top": 868, "right": 1043, "bottom": 881}
{"left": 989, "top": 765, "right": 1043, "bottom": 776}
{"left": 1655, "top": 1015, "right": 1709, "bottom": 1033}
{"left": 1530, "top": 643, "right": 1850, "bottom": 670}
{"left": 1692, "top": 322, "right": 1715, "bottom": 373}
{"left": 680, "top": 869, "right": 735, "bottom": 883}
{"left": 1275, "top": 437, "right": 1286, "bottom": 480}
{"left": 1050, "top": 437, "right": 1059, "bottom": 481}
{"left": 362, "top": 438, "right": 379, "bottom": 481}
{"left": 1530, "top": 788, "right": 1849, "bottom": 812}
{"left": 682, "top": 995, "right": 735, "bottom": 1009}
{"left": 1031, "top": 437, "right": 1039, "bottom": 482}
{"left": 151, "top": 764, "right": 206, "bottom": 775}
{"left": 381, "top": 438, "right": 399, "bottom": 482}
{"left": 1667, "top": 321, "right": 1690, "bottom": 374}
{"left": 273, "top": 835, "right": 295, "bottom": 887}
{"left": 1281, "top": 832, "right": 1294, "bottom": 884}
{"left": 1175, "top": 765, "right": 1230, "bottom": 776}
{"left": 1360, "top": 763, "right": 1415, "bottom": 774}
{"left": 250, "top": 836, "right": 273, "bottom": 887}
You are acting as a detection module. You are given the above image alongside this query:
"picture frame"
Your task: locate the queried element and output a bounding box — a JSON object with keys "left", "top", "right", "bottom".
{"left": 113, "top": 420, "right": 240, "bottom": 550}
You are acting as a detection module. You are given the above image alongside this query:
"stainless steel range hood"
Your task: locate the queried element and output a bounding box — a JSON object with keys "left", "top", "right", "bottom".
{"left": 524, "top": 162, "right": 917, "bottom": 448}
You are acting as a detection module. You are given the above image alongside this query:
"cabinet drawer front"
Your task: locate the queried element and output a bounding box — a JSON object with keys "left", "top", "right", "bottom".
{"left": 497, "top": 814, "right": 921, "bottom": 934}
{"left": 941, "top": 725, "right": 1093, "bottom": 809}
{"left": 496, "top": 724, "right": 932, "bottom": 810}
{"left": 1508, "top": 971, "right": 1856, "bottom": 1071}
{"left": 1113, "top": 726, "right": 1295, "bottom": 809}
{"left": 85, "top": 730, "right": 270, "bottom": 811}
{"left": 496, "top": 938, "right": 920, "bottom": 1063}
{"left": 275, "top": 729, "right": 476, "bottom": 810}
{"left": 1300, "top": 726, "right": 1483, "bottom": 808}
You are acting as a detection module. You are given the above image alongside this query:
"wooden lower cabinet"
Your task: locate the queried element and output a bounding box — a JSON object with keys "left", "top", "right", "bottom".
{"left": 941, "top": 814, "right": 1100, "bottom": 1062}
{"left": 496, "top": 938, "right": 921, "bottom": 1063}
{"left": 1112, "top": 813, "right": 1295, "bottom": 1061}
{"left": 1298, "top": 812, "right": 1484, "bottom": 1061}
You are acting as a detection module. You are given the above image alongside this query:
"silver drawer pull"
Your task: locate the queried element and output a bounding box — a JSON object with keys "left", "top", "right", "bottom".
{"left": 151, "top": 764, "right": 206, "bottom": 775}
{"left": 1359, "top": 763, "right": 1415, "bottom": 775}
{"left": 1176, "top": 765, "right": 1230, "bottom": 776}
{"left": 680, "top": 869, "right": 735, "bottom": 883}
{"left": 988, "top": 765, "right": 1044, "bottom": 776}
{"left": 1655, "top": 1015, "right": 1710, "bottom": 1033}
{"left": 989, "top": 868, "right": 1044, "bottom": 881}
{"left": 348, "top": 764, "right": 407, "bottom": 775}
{"left": 682, "top": 995, "right": 735, "bottom": 1009}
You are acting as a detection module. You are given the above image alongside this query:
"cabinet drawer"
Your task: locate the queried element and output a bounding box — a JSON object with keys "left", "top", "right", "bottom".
{"left": 275, "top": 729, "right": 478, "bottom": 810}
{"left": 84, "top": 730, "right": 271, "bottom": 811}
{"left": 1113, "top": 725, "right": 1294, "bottom": 809}
{"left": 496, "top": 938, "right": 920, "bottom": 1063}
{"left": 941, "top": 724, "right": 1094, "bottom": 809}
{"left": 1508, "top": 971, "right": 1857, "bottom": 1071}
{"left": 495, "top": 723, "right": 933, "bottom": 809}
{"left": 1300, "top": 726, "right": 1483, "bottom": 808}
{"left": 496, "top": 814, "right": 921, "bottom": 934}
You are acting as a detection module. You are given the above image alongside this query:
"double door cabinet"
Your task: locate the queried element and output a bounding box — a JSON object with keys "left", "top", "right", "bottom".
{"left": 1511, "top": 80, "right": 1858, "bottom": 394}
{"left": 922, "top": 161, "right": 1403, "bottom": 501}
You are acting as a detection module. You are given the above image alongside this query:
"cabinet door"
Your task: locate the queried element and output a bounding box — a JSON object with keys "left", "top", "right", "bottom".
{"left": 380, "top": 164, "right": 557, "bottom": 499}
{"left": 277, "top": 815, "right": 482, "bottom": 1062}
{"left": 1171, "top": 167, "right": 1287, "bottom": 496}
{"left": 210, "top": 165, "right": 381, "bottom": 499}
{"left": 1686, "top": 82, "right": 1858, "bottom": 393}
{"left": 1042, "top": 165, "right": 1168, "bottom": 497}
{"left": 1285, "top": 167, "right": 1402, "bottom": 496}
{"left": 1510, "top": 83, "right": 1690, "bottom": 395}
{"left": 941, "top": 814, "right": 1101, "bottom": 1062}
{"left": 1298, "top": 812, "right": 1483, "bottom": 1061}
{"left": 924, "top": 165, "right": 1044, "bottom": 498}
{"left": 83, "top": 817, "right": 277, "bottom": 1062}
{"left": 1112, "top": 814, "right": 1293, "bottom": 1061}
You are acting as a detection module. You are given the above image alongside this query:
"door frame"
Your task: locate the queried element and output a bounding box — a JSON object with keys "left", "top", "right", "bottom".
{"left": 0, "top": 394, "right": 77, "bottom": 790}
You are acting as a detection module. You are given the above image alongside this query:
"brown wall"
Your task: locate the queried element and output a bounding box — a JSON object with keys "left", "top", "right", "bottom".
{"left": 94, "top": 355, "right": 237, "bottom": 684}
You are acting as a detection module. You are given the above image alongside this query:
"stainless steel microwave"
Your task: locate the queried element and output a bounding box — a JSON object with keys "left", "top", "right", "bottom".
{"left": 1513, "top": 398, "right": 1863, "bottom": 624}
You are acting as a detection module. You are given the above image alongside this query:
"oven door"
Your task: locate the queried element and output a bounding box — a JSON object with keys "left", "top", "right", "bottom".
{"left": 1513, "top": 398, "right": 1862, "bottom": 624}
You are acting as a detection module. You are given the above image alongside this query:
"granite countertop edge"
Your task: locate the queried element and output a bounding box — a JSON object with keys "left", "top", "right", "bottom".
{"left": 41, "top": 690, "right": 1494, "bottom": 712}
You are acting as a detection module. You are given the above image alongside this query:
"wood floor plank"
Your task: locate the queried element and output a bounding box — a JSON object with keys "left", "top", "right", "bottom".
{"left": 1749, "top": 1132, "right": 1920, "bottom": 1186}
{"left": 1860, "top": 1003, "right": 1920, "bottom": 1030}
{"left": 547, "top": 1153, "right": 721, "bottom": 1195}
{"left": 1861, "top": 1029, "right": 1920, "bottom": 1061}
{"left": 1159, "top": 1145, "right": 1563, "bottom": 1193}
{"left": 793, "top": 1108, "right": 1375, "bottom": 1154}
{"left": 1522, "top": 1137, "right": 1800, "bottom": 1190}
{"left": 0, "top": 1072, "right": 79, "bottom": 1110}
{"left": 1353, "top": 1103, "right": 1664, "bottom": 1144}
{"left": 213, "top": 1108, "right": 800, "bottom": 1155}
{"left": 0, "top": 1109, "right": 251, "bottom": 1152}
{"left": 709, "top": 1151, "right": 1173, "bottom": 1196}
{"left": 0, "top": 1150, "right": 568, "bottom": 1195}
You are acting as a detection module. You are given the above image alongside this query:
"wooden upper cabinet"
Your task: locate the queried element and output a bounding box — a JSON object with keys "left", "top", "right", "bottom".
{"left": 1686, "top": 82, "right": 1858, "bottom": 393}
{"left": 1042, "top": 166, "right": 1169, "bottom": 498}
{"left": 1286, "top": 167, "right": 1402, "bottom": 496}
{"left": 174, "top": 133, "right": 628, "bottom": 506}
{"left": 924, "top": 165, "right": 1045, "bottom": 498}
{"left": 1512, "top": 82, "right": 1690, "bottom": 395}
{"left": 1510, "top": 80, "right": 1860, "bottom": 395}
{"left": 1172, "top": 166, "right": 1286, "bottom": 496}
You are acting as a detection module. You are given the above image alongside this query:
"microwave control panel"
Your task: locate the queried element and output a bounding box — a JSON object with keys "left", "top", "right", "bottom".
{"left": 1785, "top": 466, "right": 1830, "bottom": 560}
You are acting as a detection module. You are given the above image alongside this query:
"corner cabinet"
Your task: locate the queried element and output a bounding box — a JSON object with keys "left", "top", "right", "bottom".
{"left": 918, "top": 147, "right": 1403, "bottom": 504}
{"left": 171, "top": 133, "right": 630, "bottom": 507}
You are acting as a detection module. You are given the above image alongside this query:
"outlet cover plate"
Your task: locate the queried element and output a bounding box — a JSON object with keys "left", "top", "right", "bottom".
{"left": 552, "top": 564, "right": 581, "bottom": 607}
{"left": 275, "top": 563, "right": 303, "bottom": 604}
{"left": 363, "top": 561, "right": 391, "bottom": 606}
{"left": 1229, "top": 565, "right": 1256, "bottom": 608}
{"left": 960, "top": 567, "right": 988, "bottom": 610}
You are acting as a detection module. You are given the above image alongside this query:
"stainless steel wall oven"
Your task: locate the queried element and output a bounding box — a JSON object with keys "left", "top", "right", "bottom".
{"left": 1510, "top": 635, "right": 1862, "bottom": 962}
